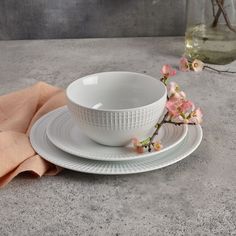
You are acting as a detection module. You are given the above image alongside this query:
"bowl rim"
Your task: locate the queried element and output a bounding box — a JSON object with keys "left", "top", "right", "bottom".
{"left": 66, "top": 71, "right": 167, "bottom": 112}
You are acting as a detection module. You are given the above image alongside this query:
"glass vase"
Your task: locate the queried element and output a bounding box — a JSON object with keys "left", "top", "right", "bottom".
{"left": 185, "top": 0, "right": 236, "bottom": 64}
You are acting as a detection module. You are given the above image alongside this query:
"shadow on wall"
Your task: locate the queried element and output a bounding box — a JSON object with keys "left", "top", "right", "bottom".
{"left": 0, "top": 0, "right": 186, "bottom": 40}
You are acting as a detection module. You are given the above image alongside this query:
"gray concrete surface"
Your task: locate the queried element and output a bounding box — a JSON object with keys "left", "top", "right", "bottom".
{"left": 0, "top": 37, "right": 236, "bottom": 235}
{"left": 0, "top": 0, "right": 186, "bottom": 40}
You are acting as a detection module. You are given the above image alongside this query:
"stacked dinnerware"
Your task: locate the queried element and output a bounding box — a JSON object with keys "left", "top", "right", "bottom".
{"left": 30, "top": 72, "right": 202, "bottom": 175}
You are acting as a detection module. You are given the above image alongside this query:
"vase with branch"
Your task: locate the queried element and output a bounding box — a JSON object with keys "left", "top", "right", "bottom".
{"left": 185, "top": 0, "right": 236, "bottom": 65}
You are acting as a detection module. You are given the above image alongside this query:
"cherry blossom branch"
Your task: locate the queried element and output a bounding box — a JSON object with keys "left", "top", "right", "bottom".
{"left": 133, "top": 58, "right": 235, "bottom": 153}
{"left": 132, "top": 65, "right": 203, "bottom": 153}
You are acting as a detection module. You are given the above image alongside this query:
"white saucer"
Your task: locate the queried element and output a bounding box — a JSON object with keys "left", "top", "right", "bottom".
{"left": 30, "top": 107, "right": 203, "bottom": 175}
{"left": 46, "top": 107, "right": 188, "bottom": 161}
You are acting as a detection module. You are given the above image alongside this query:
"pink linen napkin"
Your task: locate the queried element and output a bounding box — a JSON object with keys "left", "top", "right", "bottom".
{"left": 0, "top": 82, "right": 66, "bottom": 188}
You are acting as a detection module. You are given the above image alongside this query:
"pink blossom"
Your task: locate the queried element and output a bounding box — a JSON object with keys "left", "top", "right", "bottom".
{"left": 167, "top": 82, "right": 178, "bottom": 96}
{"left": 192, "top": 59, "right": 204, "bottom": 72}
{"left": 132, "top": 138, "right": 144, "bottom": 153}
{"left": 179, "top": 57, "right": 190, "bottom": 72}
{"left": 166, "top": 96, "right": 196, "bottom": 120}
{"left": 189, "top": 108, "right": 203, "bottom": 124}
{"left": 153, "top": 142, "right": 163, "bottom": 151}
{"left": 161, "top": 64, "right": 176, "bottom": 77}
{"left": 177, "top": 91, "right": 187, "bottom": 99}
{"left": 167, "top": 82, "right": 186, "bottom": 99}
{"left": 180, "top": 100, "right": 195, "bottom": 114}
{"left": 166, "top": 97, "right": 184, "bottom": 117}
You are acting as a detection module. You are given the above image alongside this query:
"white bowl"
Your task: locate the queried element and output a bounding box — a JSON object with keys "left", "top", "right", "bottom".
{"left": 66, "top": 71, "right": 167, "bottom": 146}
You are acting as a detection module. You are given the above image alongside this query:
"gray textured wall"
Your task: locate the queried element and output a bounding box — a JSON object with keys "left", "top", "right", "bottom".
{"left": 0, "top": 0, "right": 186, "bottom": 40}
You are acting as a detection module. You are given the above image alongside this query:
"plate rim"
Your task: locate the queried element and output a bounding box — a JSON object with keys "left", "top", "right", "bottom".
{"left": 46, "top": 106, "right": 188, "bottom": 161}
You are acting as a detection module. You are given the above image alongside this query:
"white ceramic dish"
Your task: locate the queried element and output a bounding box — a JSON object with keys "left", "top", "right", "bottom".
{"left": 66, "top": 71, "right": 167, "bottom": 146}
{"left": 30, "top": 108, "right": 203, "bottom": 175}
{"left": 46, "top": 107, "right": 188, "bottom": 161}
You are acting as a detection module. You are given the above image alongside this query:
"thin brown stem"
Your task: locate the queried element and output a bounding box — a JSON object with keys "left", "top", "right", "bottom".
{"left": 212, "top": 0, "right": 224, "bottom": 27}
{"left": 211, "top": 0, "right": 216, "bottom": 17}
{"left": 204, "top": 65, "right": 236, "bottom": 74}
{"left": 214, "top": 0, "right": 236, "bottom": 33}
{"left": 163, "top": 121, "right": 197, "bottom": 126}
{"left": 150, "top": 113, "right": 168, "bottom": 143}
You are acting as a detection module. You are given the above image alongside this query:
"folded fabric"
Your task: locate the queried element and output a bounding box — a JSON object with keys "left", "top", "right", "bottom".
{"left": 0, "top": 82, "right": 66, "bottom": 188}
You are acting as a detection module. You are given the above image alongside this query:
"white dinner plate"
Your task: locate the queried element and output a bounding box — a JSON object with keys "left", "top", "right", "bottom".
{"left": 46, "top": 107, "right": 188, "bottom": 161}
{"left": 30, "top": 107, "right": 203, "bottom": 175}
